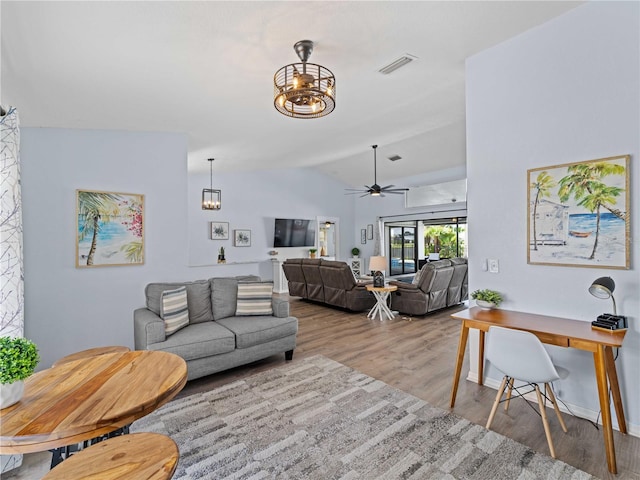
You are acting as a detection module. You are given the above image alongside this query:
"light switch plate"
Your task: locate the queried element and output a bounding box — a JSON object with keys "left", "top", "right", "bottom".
{"left": 488, "top": 258, "right": 499, "bottom": 273}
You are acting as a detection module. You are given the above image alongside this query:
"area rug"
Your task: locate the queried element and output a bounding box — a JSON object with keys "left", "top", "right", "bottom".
{"left": 131, "top": 355, "right": 594, "bottom": 479}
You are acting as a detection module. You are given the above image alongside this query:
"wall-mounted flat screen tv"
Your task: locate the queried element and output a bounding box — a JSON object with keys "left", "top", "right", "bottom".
{"left": 274, "top": 218, "right": 315, "bottom": 247}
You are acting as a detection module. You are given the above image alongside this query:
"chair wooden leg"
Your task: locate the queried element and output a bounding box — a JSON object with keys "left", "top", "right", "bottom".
{"left": 486, "top": 376, "right": 508, "bottom": 430}
{"left": 546, "top": 383, "right": 568, "bottom": 433}
{"left": 535, "top": 384, "right": 556, "bottom": 458}
{"left": 504, "top": 377, "right": 514, "bottom": 412}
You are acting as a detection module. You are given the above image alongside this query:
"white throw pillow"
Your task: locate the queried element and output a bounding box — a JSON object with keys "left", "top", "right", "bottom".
{"left": 160, "top": 286, "right": 189, "bottom": 335}
{"left": 236, "top": 282, "right": 274, "bottom": 316}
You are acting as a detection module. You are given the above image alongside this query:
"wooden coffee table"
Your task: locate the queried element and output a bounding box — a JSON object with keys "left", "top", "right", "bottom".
{"left": 51, "top": 345, "right": 131, "bottom": 368}
{"left": 0, "top": 350, "right": 187, "bottom": 459}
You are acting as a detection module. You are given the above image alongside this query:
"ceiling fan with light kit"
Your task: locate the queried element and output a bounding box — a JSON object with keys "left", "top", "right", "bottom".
{"left": 345, "top": 145, "right": 409, "bottom": 197}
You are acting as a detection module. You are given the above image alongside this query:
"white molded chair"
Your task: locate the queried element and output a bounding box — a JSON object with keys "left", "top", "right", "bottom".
{"left": 485, "top": 326, "right": 568, "bottom": 458}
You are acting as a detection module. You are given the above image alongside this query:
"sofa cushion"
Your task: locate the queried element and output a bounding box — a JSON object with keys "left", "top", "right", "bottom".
{"left": 210, "top": 276, "right": 261, "bottom": 320}
{"left": 148, "top": 321, "right": 235, "bottom": 361}
{"left": 160, "top": 286, "right": 189, "bottom": 335}
{"left": 146, "top": 280, "right": 212, "bottom": 324}
{"left": 216, "top": 316, "right": 298, "bottom": 349}
{"left": 236, "top": 282, "right": 274, "bottom": 316}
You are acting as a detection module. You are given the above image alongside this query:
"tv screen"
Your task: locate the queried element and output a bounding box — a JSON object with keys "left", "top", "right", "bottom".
{"left": 274, "top": 218, "right": 315, "bottom": 248}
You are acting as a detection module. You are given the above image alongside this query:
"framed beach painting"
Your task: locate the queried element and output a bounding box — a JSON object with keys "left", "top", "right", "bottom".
{"left": 211, "top": 222, "right": 229, "bottom": 240}
{"left": 76, "top": 190, "right": 144, "bottom": 267}
{"left": 527, "top": 155, "right": 630, "bottom": 269}
{"left": 234, "top": 229, "right": 251, "bottom": 247}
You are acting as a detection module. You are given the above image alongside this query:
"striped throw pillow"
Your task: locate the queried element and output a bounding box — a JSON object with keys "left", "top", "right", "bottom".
{"left": 160, "top": 286, "right": 189, "bottom": 335}
{"left": 236, "top": 282, "right": 274, "bottom": 316}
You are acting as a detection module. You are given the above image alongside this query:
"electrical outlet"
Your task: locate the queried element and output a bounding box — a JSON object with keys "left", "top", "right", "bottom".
{"left": 488, "top": 258, "right": 499, "bottom": 273}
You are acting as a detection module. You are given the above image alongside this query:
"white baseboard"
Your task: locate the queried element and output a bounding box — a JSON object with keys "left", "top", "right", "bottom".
{"left": 465, "top": 373, "right": 640, "bottom": 438}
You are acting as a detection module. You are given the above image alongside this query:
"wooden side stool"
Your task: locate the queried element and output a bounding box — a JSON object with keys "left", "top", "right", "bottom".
{"left": 43, "top": 433, "right": 179, "bottom": 480}
{"left": 52, "top": 346, "right": 130, "bottom": 367}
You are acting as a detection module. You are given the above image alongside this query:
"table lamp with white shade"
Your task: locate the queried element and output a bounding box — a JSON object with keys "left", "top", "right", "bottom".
{"left": 369, "top": 256, "right": 387, "bottom": 287}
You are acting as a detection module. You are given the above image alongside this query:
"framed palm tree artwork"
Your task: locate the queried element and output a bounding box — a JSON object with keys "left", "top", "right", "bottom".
{"left": 527, "top": 155, "right": 630, "bottom": 269}
{"left": 76, "top": 190, "right": 144, "bottom": 267}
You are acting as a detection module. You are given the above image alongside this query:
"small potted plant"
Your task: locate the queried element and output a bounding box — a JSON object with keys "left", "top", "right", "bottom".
{"left": 309, "top": 248, "right": 317, "bottom": 259}
{"left": 217, "top": 246, "right": 226, "bottom": 264}
{"left": 351, "top": 247, "right": 360, "bottom": 258}
{"left": 471, "top": 289, "right": 503, "bottom": 309}
{"left": 0, "top": 336, "right": 40, "bottom": 409}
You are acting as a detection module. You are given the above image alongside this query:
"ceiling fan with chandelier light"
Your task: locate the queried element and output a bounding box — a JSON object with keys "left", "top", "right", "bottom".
{"left": 345, "top": 145, "right": 409, "bottom": 197}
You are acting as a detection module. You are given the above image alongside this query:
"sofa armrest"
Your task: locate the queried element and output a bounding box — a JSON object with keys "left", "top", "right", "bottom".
{"left": 389, "top": 281, "right": 420, "bottom": 292}
{"left": 272, "top": 296, "right": 290, "bottom": 318}
{"left": 134, "top": 308, "right": 166, "bottom": 349}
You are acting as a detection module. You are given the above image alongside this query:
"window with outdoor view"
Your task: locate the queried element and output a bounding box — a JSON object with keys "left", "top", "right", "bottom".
{"left": 423, "top": 218, "right": 467, "bottom": 259}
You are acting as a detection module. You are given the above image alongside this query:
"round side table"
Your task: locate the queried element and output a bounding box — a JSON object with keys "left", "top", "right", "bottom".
{"left": 42, "top": 432, "right": 179, "bottom": 480}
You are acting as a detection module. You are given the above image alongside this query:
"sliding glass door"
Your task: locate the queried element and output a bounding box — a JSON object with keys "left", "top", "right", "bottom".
{"left": 388, "top": 224, "right": 417, "bottom": 276}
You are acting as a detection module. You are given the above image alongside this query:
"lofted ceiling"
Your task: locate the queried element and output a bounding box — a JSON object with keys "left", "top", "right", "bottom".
{"left": 1, "top": 1, "right": 582, "bottom": 187}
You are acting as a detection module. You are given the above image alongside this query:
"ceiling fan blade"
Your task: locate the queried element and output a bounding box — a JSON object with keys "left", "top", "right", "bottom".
{"left": 345, "top": 191, "right": 366, "bottom": 195}
{"left": 359, "top": 193, "right": 370, "bottom": 198}
{"left": 345, "top": 188, "right": 365, "bottom": 191}
{"left": 385, "top": 188, "right": 410, "bottom": 192}
{"left": 380, "top": 185, "right": 395, "bottom": 190}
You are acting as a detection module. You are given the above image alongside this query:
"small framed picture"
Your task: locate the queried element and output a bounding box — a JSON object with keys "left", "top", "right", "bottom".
{"left": 211, "top": 222, "right": 229, "bottom": 240}
{"left": 361, "top": 229, "right": 367, "bottom": 244}
{"left": 234, "top": 229, "right": 251, "bottom": 247}
{"left": 367, "top": 224, "right": 374, "bottom": 240}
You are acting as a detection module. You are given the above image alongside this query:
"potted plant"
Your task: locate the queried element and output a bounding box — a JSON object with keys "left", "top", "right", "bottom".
{"left": 0, "top": 336, "right": 40, "bottom": 409}
{"left": 217, "top": 246, "right": 226, "bottom": 264}
{"left": 309, "top": 248, "right": 317, "bottom": 259}
{"left": 471, "top": 289, "right": 503, "bottom": 309}
{"left": 351, "top": 247, "right": 360, "bottom": 258}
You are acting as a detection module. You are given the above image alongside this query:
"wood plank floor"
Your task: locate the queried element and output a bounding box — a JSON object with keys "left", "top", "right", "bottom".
{"left": 7, "top": 296, "right": 639, "bottom": 479}
{"left": 182, "top": 296, "right": 640, "bottom": 480}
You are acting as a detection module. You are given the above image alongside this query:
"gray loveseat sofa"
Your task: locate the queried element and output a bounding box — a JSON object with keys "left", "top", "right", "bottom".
{"left": 134, "top": 276, "right": 298, "bottom": 381}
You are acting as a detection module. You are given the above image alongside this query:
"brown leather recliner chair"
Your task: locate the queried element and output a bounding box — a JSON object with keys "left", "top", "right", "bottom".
{"left": 281, "top": 258, "right": 306, "bottom": 298}
{"left": 318, "top": 259, "right": 375, "bottom": 311}
{"left": 390, "top": 259, "right": 457, "bottom": 315}
{"left": 300, "top": 258, "right": 324, "bottom": 302}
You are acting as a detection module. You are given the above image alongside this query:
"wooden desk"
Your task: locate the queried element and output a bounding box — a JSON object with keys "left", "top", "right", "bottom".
{"left": 0, "top": 351, "right": 187, "bottom": 456}
{"left": 366, "top": 284, "right": 398, "bottom": 321}
{"left": 449, "top": 307, "right": 626, "bottom": 474}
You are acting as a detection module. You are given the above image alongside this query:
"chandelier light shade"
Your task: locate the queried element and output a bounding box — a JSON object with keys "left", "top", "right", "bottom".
{"left": 274, "top": 40, "right": 336, "bottom": 119}
{"left": 202, "top": 158, "right": 221, "bottom": 210}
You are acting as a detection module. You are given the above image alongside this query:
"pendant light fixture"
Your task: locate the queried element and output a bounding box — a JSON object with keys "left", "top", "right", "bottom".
{"left": 274, "top": 40, "right": 336, "bottom": 119}
{"left": 202, "top": 158, "right": 221, "bottom": 210}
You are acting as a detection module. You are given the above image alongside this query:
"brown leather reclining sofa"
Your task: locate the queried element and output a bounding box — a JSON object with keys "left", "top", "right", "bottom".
{"left": 390, "top": 258, "right": 468, "bottom": 315}
{"left": 282, "top": 258, "right": 375, "bottom": 312}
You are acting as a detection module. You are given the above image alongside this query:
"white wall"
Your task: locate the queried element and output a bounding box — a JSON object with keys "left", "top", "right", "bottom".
{"left": 20, "top": 128, "right": 354, "bottom": 369}
{"left": 187, "top": 167, "right": 355, "bottom": 271}
{"left": 466, "top": 1, "right": 639, "bottom": 433}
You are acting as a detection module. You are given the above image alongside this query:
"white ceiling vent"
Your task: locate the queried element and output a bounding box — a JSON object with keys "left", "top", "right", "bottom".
{"left": 378, "top": 54, "right": 418, "bottom": 75}
{"left": 388, "top": 154, "right": 402, "bottom": 162}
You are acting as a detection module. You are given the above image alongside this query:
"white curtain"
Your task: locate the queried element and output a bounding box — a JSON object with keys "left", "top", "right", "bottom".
{"left": 0, "top": 106, "right": 23, "bottom": 338}
{"left": 0, "top": 106, "right": 24, "bottom": 472}
{"left": 374, "top": 216, "right": 384, "bottom": 256}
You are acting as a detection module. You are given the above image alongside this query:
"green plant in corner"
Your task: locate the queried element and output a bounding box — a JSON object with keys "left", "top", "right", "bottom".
{"left": 0, "top": 336, "right": 40, "bottom": 384}
{"left": 309, "top": 248, "right": 317, "bottom": 253}
{"left": 470, "top": 289, "right": 503, "bottom": 306}
{"left": 351, "top": 247, "right": 360, "bottom": 257}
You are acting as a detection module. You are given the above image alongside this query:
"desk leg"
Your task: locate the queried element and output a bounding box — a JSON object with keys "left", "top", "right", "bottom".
{"left": 594, "top": 344, "right": 617, "bottom": 474}
{"left": 450, "top": 322, "right": 469, "bottom": 408}
{"left": 605, "top": 346, "right": 627, "bottom": 434}
{"left": 478, "top": 330, "right": 485, "bottom": 386}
